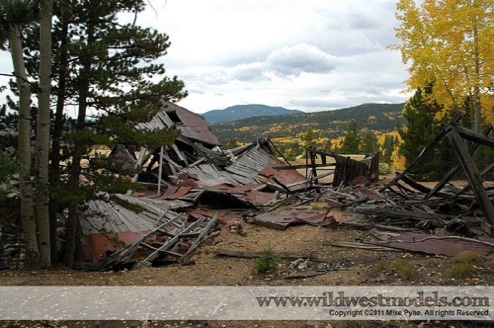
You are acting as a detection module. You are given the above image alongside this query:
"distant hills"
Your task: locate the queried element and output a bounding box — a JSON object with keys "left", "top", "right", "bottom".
{"left": 208, "top": 103, "right": 405, "bottom": 144}
{"left": 202, "top": 104, "right": 303, "bottom": 123}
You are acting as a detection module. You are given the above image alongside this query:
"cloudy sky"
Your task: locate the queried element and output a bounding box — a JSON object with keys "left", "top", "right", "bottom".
{"left": 0, "top": 0, "right": 410, "bottom": 114}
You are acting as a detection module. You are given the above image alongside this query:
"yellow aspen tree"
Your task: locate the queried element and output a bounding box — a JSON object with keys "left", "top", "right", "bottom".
{"left": 391, "top": 0, "right": 494, "bottom": 131}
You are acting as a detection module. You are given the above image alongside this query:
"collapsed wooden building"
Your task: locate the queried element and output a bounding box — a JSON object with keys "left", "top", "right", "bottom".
{"left": 74, "top": 106, "right": 494, "bottom": 270}
{"left": 75, "top": 102, "right": 313, "bottom": 269}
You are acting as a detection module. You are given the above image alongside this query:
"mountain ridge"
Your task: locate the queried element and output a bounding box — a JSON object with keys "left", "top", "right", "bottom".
{"left": 208, "top": 103, "right": 405, "bottom": 144}
{"left": 202, "top": 104, "right": 303, "bottom": 123}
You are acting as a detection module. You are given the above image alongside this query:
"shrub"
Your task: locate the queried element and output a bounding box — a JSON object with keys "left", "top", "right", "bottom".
{"left": 254, "top": 246, "right": 281, "bottom": 274}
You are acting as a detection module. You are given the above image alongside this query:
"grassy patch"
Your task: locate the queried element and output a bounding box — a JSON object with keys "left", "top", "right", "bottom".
{"left": 449, "top": 263, "right": 474, "bottom": 278}
{"left": 448, "top": 251, "right": 484, "bottom": 279}
{"left": 452, "top": 251, "right": 483, "bottom": 264}
{"left": 390, "top": 260, "right": 414, "bottom": 280}
{"left": 374, "top": 260, "right": 388, "bottom": 272}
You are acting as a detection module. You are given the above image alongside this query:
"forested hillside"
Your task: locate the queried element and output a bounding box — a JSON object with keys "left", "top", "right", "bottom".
{"left": 203, "top": 104, "right": 303, "bottom": 123}
{"left": 210, "top": 103, "right": 405, "bottom": 144}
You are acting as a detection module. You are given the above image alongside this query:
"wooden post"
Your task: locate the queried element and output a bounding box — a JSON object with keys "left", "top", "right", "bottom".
{"left": 447, "top": 127, "right": 494, "bottom": 226}
{"left": 157, "top": 146, "right": 164, "bottom": 195}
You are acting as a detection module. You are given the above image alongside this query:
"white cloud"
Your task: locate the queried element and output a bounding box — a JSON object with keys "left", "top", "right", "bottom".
{"left": 265, "top": 44, "right": 337, "bottom": 77}
{"left": 0, "top": 0, "right": 410, "bottom": 114}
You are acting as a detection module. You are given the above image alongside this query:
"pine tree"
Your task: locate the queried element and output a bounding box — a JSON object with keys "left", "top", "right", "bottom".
{"left": 303, "top": 127, "right": 317, "bottom": 148}
{"left": 381, "top": 135, "right": 398, "bottom": 165}
{"left": 225, "top": 137, "right": 240, "bottom": 149}
{"left": 398, "top": 86, "right": 451, "bottom": 180}
{"left": 340, "top": 121, "right": 361, "bottom": 154}
{"left": 360, "top": 129, "right": 378, "bottom": 155}
{"left": 18, "top": 0, "right": 187, "bottom": 267}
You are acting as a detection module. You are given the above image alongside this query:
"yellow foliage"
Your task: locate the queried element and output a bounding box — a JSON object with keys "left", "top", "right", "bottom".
{"left": 392, "top": 0, "right": 494, "bottom": 130}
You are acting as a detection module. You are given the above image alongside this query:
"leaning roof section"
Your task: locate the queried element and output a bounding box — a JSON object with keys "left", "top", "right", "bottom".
{"left": 135, "top": 101, "right": 220, "bottom": 146}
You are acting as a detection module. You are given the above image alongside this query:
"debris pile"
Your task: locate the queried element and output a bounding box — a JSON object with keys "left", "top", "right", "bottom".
{"left": 74, "top": 108, "right": 494, "bottom": 270}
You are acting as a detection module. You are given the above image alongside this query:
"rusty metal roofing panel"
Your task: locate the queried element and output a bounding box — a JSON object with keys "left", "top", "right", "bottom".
{"left": 135, "top": 102, "right": 220, "bottom": 146}
{"left": 160, "top": 187, "right": 193, "bottom": 200}
{"left": 369, "top": 233, "right": 494, "bottom": 256}
{"left": 164, "top": 102, "right": 220, "bottom": 145}
{"left": 78, "top": 232, "right": 147, "bottom": 263}
{"left": 245, "top": 191, "right": 274, "bottom": 206}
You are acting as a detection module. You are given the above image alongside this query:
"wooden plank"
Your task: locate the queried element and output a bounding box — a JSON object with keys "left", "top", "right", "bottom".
{"left": 447, "top": 127, "right": 494, "bottom": 225}
{"left": 144, "top": 217, "right": 205, "bottom": 262}
{"left": 355, "top": 205, "right": 454, "bottom": 222}
{"left": 322, "top": 242, "right": 402, "bottom": 252}
{"left": 215, "top": 248, "right": 330, "bottom": 262}
{"left": 453, "top": 162, "right": 494, "bottom": 198}
{"left": 140, "top": 243, "right": 159, "bottom": 251}
{"left": 182, "top": 213, "right": 219, "bottom": 259}
{"left": 400, "top": 174, "right": 432, "bottom": 194}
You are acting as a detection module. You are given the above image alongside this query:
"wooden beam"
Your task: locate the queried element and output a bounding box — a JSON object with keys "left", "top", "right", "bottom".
{"left": 453, "top": 162, "right": 494, "bottom": 198}
{"left": 380, "top": 127, "right": 449, "bottom": 192}
{"left": 457, "top": 125, "right": 494, "bottom": 148}
{"left": 447, "top": 127, "right": 494, "bottom": 226}
{"left": 426, "top": 124, "right": 493, "bottom": 200}
{"left": 273, "top": 163, "right": 335, "bottom": 170}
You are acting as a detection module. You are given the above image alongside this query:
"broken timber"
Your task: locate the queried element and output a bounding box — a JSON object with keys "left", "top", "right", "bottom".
{"left": 381, "top": 120, "right": 494, "bottom": 234}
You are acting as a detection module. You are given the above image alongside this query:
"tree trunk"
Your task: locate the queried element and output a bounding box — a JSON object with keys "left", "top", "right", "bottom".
{"left": 63, "top": 21, "right": 93, "bottom": 268}
{"left": 473, "top": 21, "right": 481, "bottom": 133}
{"left": 49, "top": 4, "right": 69, "bottom": 265}
{"left": 10, "top": 29, "right": 40, "bottom": 270}
{"left": 35, "top": 0, "right": 53, "bottom": 268}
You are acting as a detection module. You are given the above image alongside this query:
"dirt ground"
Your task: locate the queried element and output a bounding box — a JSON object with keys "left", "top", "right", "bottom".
{"left": 1, "top": 202, "right": 494, "bottom": 328}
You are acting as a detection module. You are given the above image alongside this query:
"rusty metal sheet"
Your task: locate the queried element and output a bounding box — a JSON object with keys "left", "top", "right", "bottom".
{"left": 261, "top": 163, "right": 309, "bottom": 192}
{"left": 259, "top": 164, "right": 279, "bottom": 177}
{"left": 353, "top": 186, "right": 385, "bottom": 201}
{"left": 165, "top": 102, "right": 220, "bottom": 146}
{"left": 160, "top": 187, "right": 192, "bottom": 200}
{"left": 78, "top": 232, "right": 147, "bottom": 263}
{"left": 109, "top": 145, "right": 136, "bottom": 170}
{"left": 208, "top": 182, "right": 264, "bottom": 193}
{"left": 187, "top": 208, "right": 215, "bottom": 222}
{"left": 253, "top": 211, "right": 336, "bottom": 230}
{"left": 245, "top": 191, "right": 274, "bottom": 205}
{"left": 368, "top": 233, "right": 494, "bottom": 256}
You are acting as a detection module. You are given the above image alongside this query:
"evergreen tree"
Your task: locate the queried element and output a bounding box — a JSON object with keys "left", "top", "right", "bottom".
{"left": 225, "top": 137, "right": 240, "bottom": 149}
{"left": 381, "top": 135, "right": 398, "bottom": 165}
{"left": 360, "top": 129, "right": 378, "bottom": 155}
{"left": 303, "top": 127, "right": 317, "bottom": 148}
{"left": 340, "top": 121, "right": 361, "bottom": 154}
{"left": 16, "top": 0, "right": 187, "bottom": 267}
{"left": 398, "top": 86, "right": 451, "bottom": 180}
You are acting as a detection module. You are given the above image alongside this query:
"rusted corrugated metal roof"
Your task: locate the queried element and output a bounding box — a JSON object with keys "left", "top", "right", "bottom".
{"left": 261, "top": 163, "right": 309, "bottom": 192}
{"left": 77, "top": 195, "right": 186, "bottom": 263}
{"left": 165, "top": 102, "right": 220, "bottom": 146}
{"left": 369, "top": 233, "right": 494, "bottom": 256}
{"left": 245, "top": 191, "right": 274, "bottom": 206}
{"left": 135, "top": 101, "right": 220, "bottom": 146}
{"left": 160, "top": 186, "right": 192, "bottom": 200}
{"left": 78, "top": 232, "right": 146, "bottom": 263}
